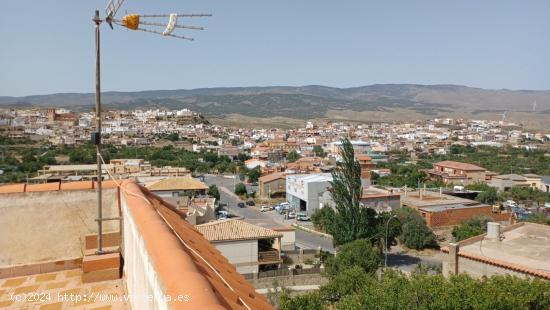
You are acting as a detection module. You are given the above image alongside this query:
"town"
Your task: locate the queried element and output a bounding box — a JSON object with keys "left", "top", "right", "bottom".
{"left": 1, "top": 105, "right": 549, "bottom": 309}
{"left": 2, "top": 1, "right": 550, "bottom": 309}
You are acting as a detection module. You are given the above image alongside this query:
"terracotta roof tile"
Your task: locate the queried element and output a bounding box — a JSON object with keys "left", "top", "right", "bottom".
{"left": 122, "top": 181, "right": 274, "bottom": 310}
{"left": 197, "top": 220, "right": 283, "bottom": 242}
{"left": 434, "top": 160, "right": 486, "bottom": 171}
{"left": 60, "top": 181, "right": 94, "bottom": 191}
{"left": 0, "top": 183, "right": 26, "bottom": 194}
{"left": 258, "top": 172, "right": 286, "bottom": 183}
{"left": 146, "top": 177, "right": 208, "bottom": 191}
{"left": 26, "top": 183, "right": 60, "bottom": 192}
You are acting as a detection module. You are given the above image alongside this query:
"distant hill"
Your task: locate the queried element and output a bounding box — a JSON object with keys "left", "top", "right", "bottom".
{"left": 2, "top": 84, "right": 549, "bottom": 129}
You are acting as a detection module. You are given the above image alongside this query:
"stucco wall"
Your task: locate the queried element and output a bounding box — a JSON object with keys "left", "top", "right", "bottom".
{"left": 121, "top": 193, "right": 167, "bottom": 310}
{"left": 0, "top": 189, "right": 119, "bottom": 268}
{"left": 442, "top": 253, "right": 535, "bottom": 280}
{"left": 215, "top": 240, "right": 259, "bottom": 274}
{"left": 248, "top": 273, "right": 328, "bottom": 289}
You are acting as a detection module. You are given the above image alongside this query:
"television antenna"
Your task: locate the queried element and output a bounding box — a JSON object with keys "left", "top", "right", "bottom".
{"left": 93, "top": 0, "right": 211, "bottom": 254}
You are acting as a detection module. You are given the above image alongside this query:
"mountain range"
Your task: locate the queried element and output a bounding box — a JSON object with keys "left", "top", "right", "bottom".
{"left": 2, "top": 84, "right": 549, "bottom": 129}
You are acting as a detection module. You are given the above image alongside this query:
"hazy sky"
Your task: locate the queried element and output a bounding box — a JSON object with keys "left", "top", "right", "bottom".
{"left": 1, "top": 1, "right": 549, "bottom": 96}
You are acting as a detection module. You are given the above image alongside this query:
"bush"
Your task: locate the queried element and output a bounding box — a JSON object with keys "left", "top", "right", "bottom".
{"left": 394, "top": 207, "right": 436, "bottom": 250}
{"left": 207, "top": 185, "right": 220, "bottom": 201}
{"left": 475, "top": 187, "right": 500, "bottom": 204}
{"left": 325, "top": 239, "right": 381, "bottom": 278}
{"left": 234, "top": 183, "right": 247, "bottom": 196}
{"left": 452, "top": 215, "right": 492, "bottom": 241}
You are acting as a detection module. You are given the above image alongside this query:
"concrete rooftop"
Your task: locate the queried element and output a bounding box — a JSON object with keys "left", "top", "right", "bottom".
{"left": 401, "top": 191, "right": 477, "bottom": 208}
{"left": 0, "top": 269, "right": 128, "bottom": 309}
{"left": 460, "top": 223, "right": 550, "bottom": 274}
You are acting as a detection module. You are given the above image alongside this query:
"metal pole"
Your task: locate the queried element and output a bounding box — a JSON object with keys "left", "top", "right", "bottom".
{"left": 93, "top": 10, "right": 104, "bottom": 254}
{"left": 384, "top": 215, "right": 398, "bottom": 268}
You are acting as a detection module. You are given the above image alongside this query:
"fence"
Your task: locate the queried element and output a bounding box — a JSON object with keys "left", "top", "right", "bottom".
{"left": 242, "top": 267, "right": 323, "bottom": 280}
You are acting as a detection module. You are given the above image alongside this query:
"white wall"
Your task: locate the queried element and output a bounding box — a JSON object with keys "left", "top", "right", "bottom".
{"left": 121, "top": 195, "right": 168, "bottom": 310}
{"left": 214, "top": 240, "right": 258, "bottom": 274}
{"left": 280, "top": 231, "right": 295, "bottom": 251}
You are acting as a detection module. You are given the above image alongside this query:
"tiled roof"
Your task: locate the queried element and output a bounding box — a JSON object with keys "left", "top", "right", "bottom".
{"left": 434, "top": 160, "right": 486, "bottom": 171}
{"left": 258, "top": 172, "right": 286, "bottom": 183}
{"left": 197, "top": 220, "right": 283, "bottom": 242}
{"left": 125, "top": 182, "right": 274, "bottom": 309}
{"left": 146, "top": 176, "right": 209, "bottom": 191}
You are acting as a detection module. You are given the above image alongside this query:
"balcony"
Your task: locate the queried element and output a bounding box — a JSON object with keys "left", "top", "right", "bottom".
{"left": 258, "top": 248, "right": 282, "bottom": 265}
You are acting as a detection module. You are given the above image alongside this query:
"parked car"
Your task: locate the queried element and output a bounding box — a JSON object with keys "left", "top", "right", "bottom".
{"left": 260, "top": 205, "right": 270, "bottom": 212}
{"left": 504, "top": 200, "right": 518, "bottom": 208}
{"left": 277, "top": 205, "right": 290, "bottom": 214}
{"left": 237, "top": 202, "right": 246, "bottom": 208}
{"left": 217, "top": 210, "right": 228, "bottom": 220}
{"left": 246, "top": 199, "right": 256, "bottom": 206}
{"left": 296, "top": 213, "right": 311, "bottom": 221}
{"left": 288, "top": 211, "right": 296, "bottom": 219}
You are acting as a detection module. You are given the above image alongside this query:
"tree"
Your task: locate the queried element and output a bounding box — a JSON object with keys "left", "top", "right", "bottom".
{"left": 475, "top": 187, "right": 500, "bottom": 204}
{"left": 452, "top": 215, "right": 492, "bottom": 241}
{"left": 311, "top": 207, "right": 336, "bottom": 233}
{"left": 525, "top": 213, "right": 550, "bottom": 225}
{"left": 234, "top": 183, "right": 247, "bottom": 196}
{"left": 394, "top": 207, "right": 436, "bottom": 250}
{"left": 281, "top": 270, "right": 550, "bottom": 310}
{"left": 324, "top": 239, "right": 381, "bottom": 277}
{"left": 287, "top": 150, "right": 301, "bottom": 163}
{"left": 279, "top": 291, "right": 322, "bottom": 310}
{"left": 247, "top": 166, "right": 261, "bottom": 183}
{"left": 207, "top": 185, "right": 220, "bottom": 201}
{"left": 166, "top": 132, "right": 179, "bottom": 141}
{"left": 313, "top": 145, "right": 327, "bottom": 158}
{"left": 329, "top": 138, "right": 379, "bottom": 245}
{"left": 318, "top": 266, "right": 372, "bottom": 303}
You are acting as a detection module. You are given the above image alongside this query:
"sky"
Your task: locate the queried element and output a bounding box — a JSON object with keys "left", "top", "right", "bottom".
{"left": 1, "top": 1, "right": 549, "bottom": 97}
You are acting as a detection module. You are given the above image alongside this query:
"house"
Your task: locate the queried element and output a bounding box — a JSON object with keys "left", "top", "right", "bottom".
{"left": 258, "top": 172, "right": 286, "bottom": 198}
{"left": 361, "top": 187, "right": 401, "bottom": 213}
{"left": 244, "top": 158, "right": 268, "bottom": 170}
{"left": 418, "top": 204, "right": 509, "bottom": 228}
{"left": 145, "top": 176, "right": 209, "bottom": 198}
{"left": 428, "top": 160, "right": 486, "bottom": 185}
{"left": 489, "top": 174, "right": 542, "bottom": 191}
{"left": 163, "top": 196, "right": 216, "bottom": 225}
{"left": 245, "top": 218, "right": 296, "bottom": 251}
{"left": 402, "top": 190, "right": 508, "bottom": 228}
{"left": 442, "top": 222, "right": 550, "bottom": 281}
{"left": 357, "top": 155, "right": 375, "bottom": 186}
{"left": 285, "top": 156, "right": 323, "bottom": 174}
{"left": 196, "top": 220, "right": 283, "bottom": 274}
{"left": 286, "top": 173, "right": 332, "bottom": 215}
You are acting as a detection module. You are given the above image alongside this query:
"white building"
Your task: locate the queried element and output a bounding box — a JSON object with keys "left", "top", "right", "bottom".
{"left": 286, "top": 173, "right": 333, "bottom": 215}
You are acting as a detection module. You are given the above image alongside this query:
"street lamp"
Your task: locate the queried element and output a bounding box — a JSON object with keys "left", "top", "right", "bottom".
{"left": 384, "top": 215, "right": 399, "bottom": 268}
{"left": 92, "top": 0, "right": 210, "bottom": 254}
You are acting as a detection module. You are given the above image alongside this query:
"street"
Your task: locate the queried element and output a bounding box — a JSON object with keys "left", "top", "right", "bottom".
{"left": 204, "top": 174, "right": 335, "bottom": 253}
{"left": 203, "top": 175, "right": 443, "bottom": 271}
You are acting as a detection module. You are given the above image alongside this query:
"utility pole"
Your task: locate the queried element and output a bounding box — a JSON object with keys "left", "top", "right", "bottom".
{"left": 93, "top": 10, "right": 104, "bottom": 254}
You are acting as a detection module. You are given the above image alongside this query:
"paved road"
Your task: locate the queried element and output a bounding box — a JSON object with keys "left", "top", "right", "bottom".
{"left": 204, "top": 175, "right": 335, "bottom": 253}
{"left": 203, "top": 175, "right": 443, "bottom": 271}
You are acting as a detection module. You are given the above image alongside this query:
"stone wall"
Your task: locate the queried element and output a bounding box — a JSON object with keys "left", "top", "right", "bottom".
{"left": 248, "top": 273, "right": 328, "bottom": 289}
